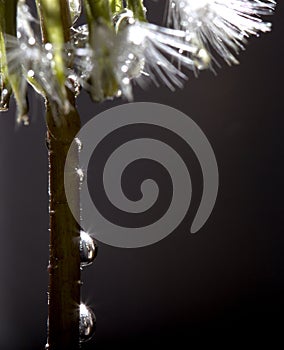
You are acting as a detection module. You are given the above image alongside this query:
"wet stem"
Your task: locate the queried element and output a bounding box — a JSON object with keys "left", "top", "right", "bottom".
{"left": 46, "top": 99, "right": 81, "bottom": 350}
{"left": 36, "top": 1, "right": 82, "bottom": 348}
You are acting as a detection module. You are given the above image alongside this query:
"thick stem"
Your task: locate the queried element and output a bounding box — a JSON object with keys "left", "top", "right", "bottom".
{"left": 36, "top": 1, "right": 82, "bottom": 348}
{"left": 46, "top": 99, "right": 81, "bottom": 350}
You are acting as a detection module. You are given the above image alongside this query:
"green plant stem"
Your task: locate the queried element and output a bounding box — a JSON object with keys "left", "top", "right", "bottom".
{"left": 127, "top": 0, "right": 146, "bottom": 21}
{"left": 84, "top": 0, "right": 112, "bottom": 25}
{"left": 36, "top": 1, "right": 82, "bottom": 349}
{"left": 0, "top": 1, "right": 13, "bottom": 110}
{"left": 46, "top": 99, "right": 81, "bottom": 350}
{"left": 0, "top": 0, "right": 28, "bottom": 119}
{"left": 109, "top": 0, "right": 124, "bottom": 14}
{"left": 84, "top": 0, "right": 119, "bottom": 101}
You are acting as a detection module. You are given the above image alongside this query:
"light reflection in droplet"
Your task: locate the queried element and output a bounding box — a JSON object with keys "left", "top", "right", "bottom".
{"left": 80, "top": 231, "right": 97, "bottom": 267}
{"left": 76, "top": 167, "right": 85, "bottom": 183}
{"left": 79, "top": 303, "right": 96, "bottom": 342}
{"left": 75, "top": 137, "right": 83, "bottom": 152}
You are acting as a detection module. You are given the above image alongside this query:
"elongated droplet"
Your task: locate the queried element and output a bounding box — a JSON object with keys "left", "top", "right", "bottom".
{"left": 17, "top": 114, "right": 30, "bottom": 126}
{"left": 0, "top": 88, "right": 10, "bottom": 111}
{"left": 76, "top": 167, "right": 85, "bottom": 183}
{"left": 79, "top": 303, "right": 96, "bottom": 342}
{"left": 80, "top": 231, "right": 97, "bottom": 267}
{"left": 194, "top": 48, "right": 211, "bottom": 70}
{"left": 75, "top": 137, "right": 83, "bottom": 152}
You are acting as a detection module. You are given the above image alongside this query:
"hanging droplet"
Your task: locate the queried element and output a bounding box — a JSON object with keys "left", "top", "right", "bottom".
{"left": 75, "top": 137, "right": 83, "bottom": 152}
{"left": 183, "top": 32, "right": 211, "bottom": 71}
{"left": 80, "top": 231, "right": 97, "bottom": 267}
{"left": 68, "top": 0, "right": 82, "bottom": 25}
{"left": 79, "top": 303, "right": 96, "bottom": 342}
{"left": 0, "top": 88, "right": 10, "bottom": 111}
{"left": 66, "top": 71, "right": 81, "bottom": 98}
{"left": 17, "top": 114, "right": 30, "bottom": 126}
{"left": 194, "top": 48, "right": 211, "bottom": 70}
{"left": 71, "top": 24, "right": 89, "bottom": 49}
{"left": 121, "top": 54, "right": 144, "bottom": 80}
{"left": 76, "top": 167, "right": 85, "bottom": 183}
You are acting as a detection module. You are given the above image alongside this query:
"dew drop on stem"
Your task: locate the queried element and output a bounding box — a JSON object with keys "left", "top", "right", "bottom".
{"left": 79, "top": 303, "right": 96, "bottom": 342}
{"left": 79, "top": 231, "right": 97, "bottom": 268}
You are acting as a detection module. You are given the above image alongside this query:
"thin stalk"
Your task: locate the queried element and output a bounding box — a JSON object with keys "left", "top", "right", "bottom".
{"left": 46, "top": 98, "right": 81, "bottom": 350}
{"left": 84, "top": 0, "right": 112, "bottom": 25}
{"left": 0, "top": 2, "right": 12, "bottom": 110}
{"left": 36, "top": 1, "right": 81, "bottom": 349}
{"left": 109, "top": 0, "right": 124, "bottom": 14}
{"left": 127, "top": 0, "right": 147, "bottom": 21}
{"left": 84, "top": 0, "right": 119, "bottom": 101}
{"left": 0, "top": 0, "right": 28, "bottom": 120}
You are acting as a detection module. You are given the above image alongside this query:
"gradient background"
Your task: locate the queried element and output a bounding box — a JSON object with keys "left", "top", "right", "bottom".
{"left": 0, "top": 1, "right": 284, "bottom": 349}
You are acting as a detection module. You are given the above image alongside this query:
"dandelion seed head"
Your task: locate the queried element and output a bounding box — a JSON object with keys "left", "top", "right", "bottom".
{"left": 168, "top": 0, "right": 276, "bottom": 65}
{"left": 168, "top": 0, "right": 276, "bottom": 64}
{"left": 112, "top": 11, "right": 208, "bottom": 99}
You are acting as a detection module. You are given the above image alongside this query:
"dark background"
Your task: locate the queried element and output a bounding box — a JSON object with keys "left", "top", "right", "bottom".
{"left": 1, "top": 1, "right": 284, "bottom": 349}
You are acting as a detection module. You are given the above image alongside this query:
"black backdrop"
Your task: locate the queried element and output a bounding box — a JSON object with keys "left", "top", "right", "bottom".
{"left": 0, "top": 1, "right": 283, "bottom": 349}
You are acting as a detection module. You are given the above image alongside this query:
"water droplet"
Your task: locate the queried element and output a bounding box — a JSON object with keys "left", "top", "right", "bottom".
{"left": 122, "top": 77, "right": 130, "bottom": 85}
{"left": 45, "top": 43, "right": 53, "bottom": 51}
{"left": 194, "top": 48, "right": 211, "bottom": 70}
{"left": 125, "top": 54, "right": 145, "bottom": 79}
{"left": 27, "top": 69, "right": 35, "bottom": 78}
{"left": 67, "top": 72, "right": 81, "bottom": 98}
{"left": 79, "top": 303, "right": 96, "bottom": 342}
{"left": 116, "top": 89, "right": 122, "bottom": 98}
{"left": 17, "top": 114, "right": 30, "bottom": 126}
{"left": 0, "top": 88, "right": 10, "bottom": 111}
{"left": 75, "top": 137, "right": 83, "bottom": 152}
{"left": 28, "top": 37, "right": 36, "bottom": 46}
{"left": 76, "top": 168, "right": 85, "bottom": 182}
{"left": 71, "top": 24, "right": 89, "bottom": 49}
{"left": 46, "top": 52, "right": 53, "bottom": 61}
{"left": 80, "top": 231, "right": 97, "bottom": 267}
